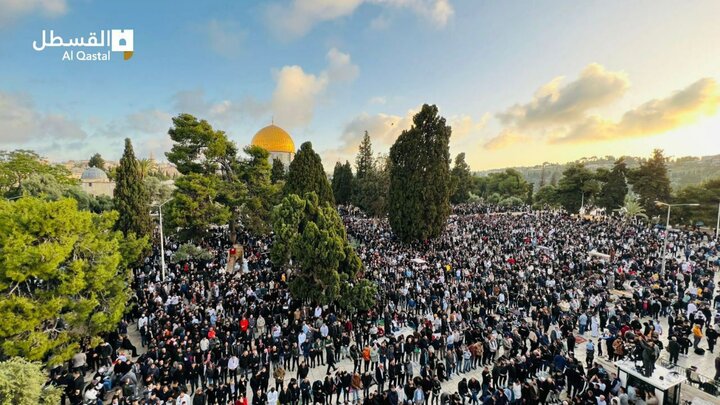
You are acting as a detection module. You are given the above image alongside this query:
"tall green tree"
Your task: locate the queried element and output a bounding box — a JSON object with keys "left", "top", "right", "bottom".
{"left": 450, "top": 153, "right": 472, "bottom": 204}
{"left": 0, "top": 357, "right": 62, "bottom": 405}
{"left": 332, "top": 161, "right": 354, "bottom": 205}
{"left": 238, "top": 145, "right": 280, "bottom": 235}
{"left": 673, "top": 177, "right": 720, "bottom": 226}
{"left": 87, "top": 153, "right": 105, "bottom": 170}
{"left": 628, "top": 149, "right": 672, "bottom": 217}
{"left": 166, "top": 114, "right": 246, "bottom": 241}
{"left": 388, "top": 104, "right": 452, "bottom": 242}
{"left": 597, "top": 158, "right": 628, "bottom": 210}
{"left": 0, "top": 150, "right": 75, "bottom": 197}
{"left": 355, "top": 131, "right": 374, "bottom": 181}
{"left": 271, "top": 192, "right": 375, "bottom": 311}
{"left": 271, "top": 158, "right": 286, "bottom": 184}
{"left": 284, "top": 142, "right": 334, "bottom": 205}
{"left": 473, "top": 169, "right": 530, "bottom": 200}
{"left": 0, "top": 197, "right": 147, "bottom": 365}
{"left": 354, "top": 155, "right": 390, "bottom": 217}
{"left": 533, "top": 185, "right": 558, "bottom": 208}
{"left": 114, "top": 138, "right": 152, "bottom": 238}
{"left": 166, "top": 174, "right": 231, "bottom": 242}
{"left": 555, "top": 163, "right": 595, "bottom": 213}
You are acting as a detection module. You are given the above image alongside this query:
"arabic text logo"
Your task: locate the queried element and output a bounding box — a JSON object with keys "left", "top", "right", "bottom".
{"left": 33, "top": 29, "right": 134, "bottom": 61}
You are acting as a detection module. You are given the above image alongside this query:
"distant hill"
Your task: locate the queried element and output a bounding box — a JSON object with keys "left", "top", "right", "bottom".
{"left": 476, "top": 154, "right": 720, "bottom": 191}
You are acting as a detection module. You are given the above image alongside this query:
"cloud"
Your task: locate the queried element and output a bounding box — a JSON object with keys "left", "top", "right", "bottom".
{"left": 272, "top": 48, "right": 359, "bottom": 128}
{"left": 172, "top": 89, "right": 269, "bottom": 128}
{"left": 497, "top": 63, "right": 629, "bottom": 128}
{"left": 372, "top": 0, "right": 454, "bottom": 28}
{"left": 266, "top": 0, "right": 364, "bottom": 38}
{"left": 265, "top": 0, "right": 453, "bottom": 39}
{"left": 126, "top": 109, "right": 173, "bottom": 134}
{"left": 322, "top": 106, "right": 487, "bottom": 168}
{"left": 0, "top": 91, "right": 86, "bottom": 145}
{"left": 483, "top": 129, "right": 529, "bottom": 150}
{"left": 0, "top": 0, "right": 67, "bottom": 26}
{"left": 326, "top": 47, "right": 360, "bottom": 82}
{"left": 369, "top": 96, "right": 387, "bottom": 105}
{"left": 203, "top": 19, "right": 245, "bottom": 58}
{"left": 555, "top": 78, "right": 720, "bottom": 143}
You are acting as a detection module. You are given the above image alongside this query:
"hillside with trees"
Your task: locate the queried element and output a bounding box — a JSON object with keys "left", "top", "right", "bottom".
{"left": 478, "top": 154, "right": 720, "bottom": 191}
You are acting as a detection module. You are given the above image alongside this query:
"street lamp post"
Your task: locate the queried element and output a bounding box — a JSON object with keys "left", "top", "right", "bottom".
{"left": 655, "top": 201, "right": 699, "bottom": 275}
{"left": 716, "top": 201, "right": 720, "bottom": 240}
{"left": 156, "top": 198, "right": 173, "bottom": 281}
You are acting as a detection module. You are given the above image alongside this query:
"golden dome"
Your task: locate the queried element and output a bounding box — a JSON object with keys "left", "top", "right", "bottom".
{"left": 251, "top": 124, "right": 295, "bottom": 154}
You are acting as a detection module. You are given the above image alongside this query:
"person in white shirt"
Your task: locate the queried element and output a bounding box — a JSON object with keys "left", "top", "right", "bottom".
{"left": 176, "top": 389, "right": 191, "bottom": 405}
{"left": 320, "top": 323, "right": 329, "bottom": 338}
{"left": 267, "top": 387, "right": 279, "bottom": 405}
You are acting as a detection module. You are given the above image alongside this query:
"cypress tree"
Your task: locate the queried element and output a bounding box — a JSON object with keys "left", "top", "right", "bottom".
{"left": 597, "top": 158, "right": 628, "bottom": 210}
{"left": 388, "top": 104, "right": 451, "bottom": 242}
{"left": 271, "top": 158, "right": 286, "bottom": 184}
{"left": 284, "top": 142, "right": 334, "bottom": 205}
{"left": 332, "top": 161, "right": 354, "bottom": 205}
{"left": 450, "top": 153, "right": 472, "bottom": 204}
{"left": 628, "top": 149, "right": 671, "bottom": 217}
{"left": 355, "top": 131, "right": 373, "bottom": 180}
{"left": 114, "top": 138, "right": 152, "bottom": 238}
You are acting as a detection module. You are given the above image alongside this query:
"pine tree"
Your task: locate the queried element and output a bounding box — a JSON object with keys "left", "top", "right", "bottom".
{"left": 271, "top": 158, "right": 286, "bottom": 184}
{"left": 597, "top": 158, "right": 628, "bottom": 210}
{"left": 450, "top": 153, "right": 472, "bottom": 204}
{"left": 0, "top": 197, "right": 147, "bottom": 365}
{"left": 114, "top": 138, "right": 152, "bottom": 238}
{"left": 355, "top": 131, "right": 373, "bottom": 180}
{"left": 284, "top": 142, "right": 334, "bottom": 205}
{"left": 332, "top": 161, "right": 354, "bottom": 205}
{"left": 628, "top": 149, "right": 672, "bottom": 217}
{"left": 271, "top": 192, "right": 375, "bottom": 311}
{"left": 239, "top": 145, "right": 279, "bottom": 235}
{"left": 554, "top": 163, "right": 594, "bottom": 213}
{"left": 88, "top": 153, "right": 105, "bottom": 170}
{"left": 388, "top": 104, "right": 452, "bottom": 242}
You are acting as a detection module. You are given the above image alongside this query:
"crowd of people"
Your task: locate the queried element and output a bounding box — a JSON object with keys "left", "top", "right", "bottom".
{"left": 51, "top": 204, "right": 720, "bottom": 405}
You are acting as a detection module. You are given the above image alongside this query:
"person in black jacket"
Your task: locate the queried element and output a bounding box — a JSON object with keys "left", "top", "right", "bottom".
{"left": 375, "top": 364, "right": 386, "bottom": 393}
{"left": 193, "top": 387, "right": 207, "bottom": 405}
{"left": 457, "top": 377, "right": 469, "bottom": 405}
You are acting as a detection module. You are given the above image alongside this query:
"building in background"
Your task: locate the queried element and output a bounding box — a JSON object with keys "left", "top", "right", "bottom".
{"left": 79, "top": 167, "right": 115, "bottom": 197}
{"left": 251, "top": 123, "right": 295, "bottom": 169}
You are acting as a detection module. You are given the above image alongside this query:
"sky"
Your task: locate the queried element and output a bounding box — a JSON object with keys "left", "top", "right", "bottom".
{"left": 0, "top": 0, "right": 718, "bottom": 171}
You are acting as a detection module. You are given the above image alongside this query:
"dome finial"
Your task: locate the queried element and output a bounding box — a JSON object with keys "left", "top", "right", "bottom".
{"left": 271, "top": 115, "right": 274, "bottom": 125}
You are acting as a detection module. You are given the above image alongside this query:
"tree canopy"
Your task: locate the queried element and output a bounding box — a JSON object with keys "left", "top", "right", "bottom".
{"left": 331, "top": 161, "right": 354, "bottom": 205}
{"left": 284, "top": 142, "right": 334, "bottom": 205}
{"left": 0, "top": 197, "right": 147, "bottom": 365}
{"left": 238, "top": 145, "right": 280, "bottom": 235}
{"left": 351, "top": 134, "right": 390, "bottom": 217}
{"left": 114, "top": 138, "right": 152, "bottom": 239}
{"left": 450, "top": 153, "right": 472, "bottom": 204}
{"left": 165, "top": 114, "right": 247, "bottom": 241}
{"left": 554, "top": 163, "right": 597, "bottom": 213}
{"left": 87, "top": 153, "right": 105, "bottom": 170}
{"left": 673, "top": 177, "right": 720, "bottom": 226}
{"left": 0, "top": 357, "right": 62, "bottom": 405}
{"left": 271, "top": 192, "right": 375, "bottom": 311}
{"left": 597, "top": 158, "right": 628, "bottom": 210}
{"left": 628, "top": 149, "right": 671, "bottom": 217}
{"left": 388, "top": 105, "right": 452, "bottom": 242}
{"left": 471, "top": 169, "right": 531, "bottom": 202}
{"left": 271, "top": 158, "right": 286, "bottom": 184}
{"left": 0, "top": 150, "right": 75, "bottom": 198}
{"left": 355, "top": 131, "right": 373, "bottom": 181}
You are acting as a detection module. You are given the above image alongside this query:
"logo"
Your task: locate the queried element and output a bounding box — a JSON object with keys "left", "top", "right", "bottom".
{"left": 33, "top": 29, "right": 134, "bottom": 61}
